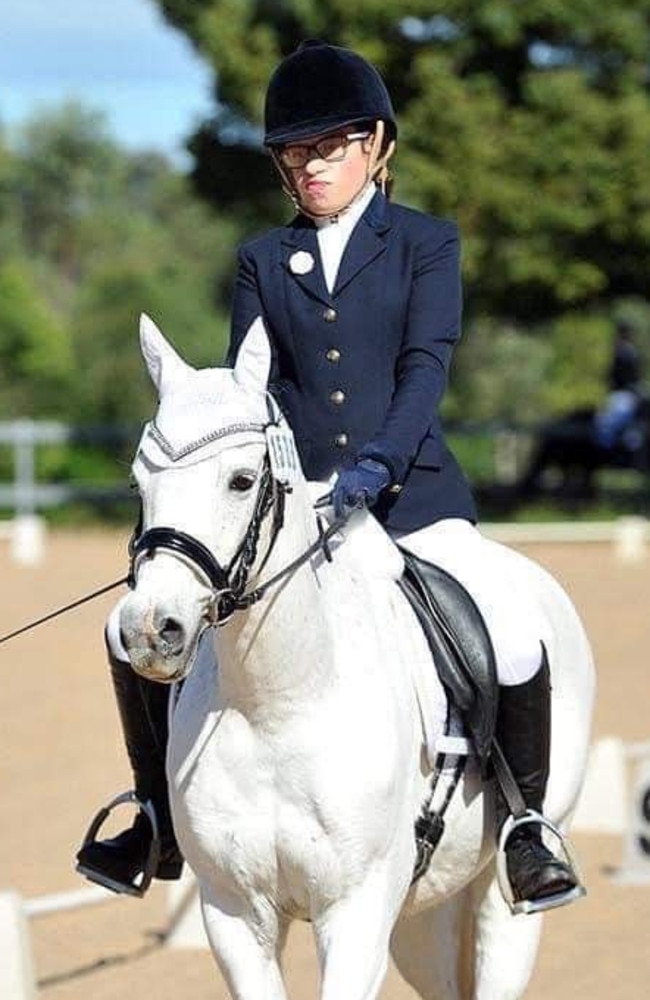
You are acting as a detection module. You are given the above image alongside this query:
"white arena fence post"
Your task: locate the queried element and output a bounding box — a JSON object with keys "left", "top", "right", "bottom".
{"left": 0, "top": 420, "right": 66, "bottom": 566}
{"left": 614, "top": 516, "right": 648, "bottom": 562}
{"left": 0, "top": 890, "right": 37, "bottom": 1000}
{"left": 10, "top": 514, "right": 47, "bottom": 566}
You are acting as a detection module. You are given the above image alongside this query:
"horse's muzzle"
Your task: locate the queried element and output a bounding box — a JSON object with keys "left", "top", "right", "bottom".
{"left": 119, "top": 597, "right": 201, "bottom": 683}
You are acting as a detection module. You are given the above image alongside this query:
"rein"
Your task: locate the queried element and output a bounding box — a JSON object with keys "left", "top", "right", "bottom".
{"left": 0, "top": 577, "right": 129, "bottom": 645}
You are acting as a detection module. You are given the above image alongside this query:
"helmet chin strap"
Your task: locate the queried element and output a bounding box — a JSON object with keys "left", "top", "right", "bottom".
{"left": 272, "top": 120, "right": 396, "bottom": 221}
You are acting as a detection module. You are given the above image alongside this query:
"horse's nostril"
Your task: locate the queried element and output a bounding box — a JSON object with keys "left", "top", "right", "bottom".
{"left": 158, "top": 617, "right": 185, "bottom": 651}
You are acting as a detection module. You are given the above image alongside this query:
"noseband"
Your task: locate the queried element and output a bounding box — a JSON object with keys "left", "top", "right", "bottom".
{"left": 129, "top": 414, "right": 343, "bottom": 625}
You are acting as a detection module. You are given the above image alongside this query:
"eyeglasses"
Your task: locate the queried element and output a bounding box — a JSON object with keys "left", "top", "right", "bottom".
{"left": 277, "top": 132, "right": 371, "bottom": 170}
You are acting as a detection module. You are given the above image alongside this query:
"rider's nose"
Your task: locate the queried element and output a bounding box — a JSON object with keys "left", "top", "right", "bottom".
{"left": 155, "top": 616, "right": 185, "bottom": 656}
{"left": 305, "top": 156, "right": 325, "bottom": 174}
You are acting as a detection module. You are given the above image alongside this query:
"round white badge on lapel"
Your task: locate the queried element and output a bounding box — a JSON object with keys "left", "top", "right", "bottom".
{"left": 289, "top": 250, "right": 315, "bottom": 275}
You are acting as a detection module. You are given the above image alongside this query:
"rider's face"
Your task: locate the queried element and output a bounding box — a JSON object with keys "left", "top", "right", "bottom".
{"left": 283, "top": 130, "right": 374, "bottom": 216}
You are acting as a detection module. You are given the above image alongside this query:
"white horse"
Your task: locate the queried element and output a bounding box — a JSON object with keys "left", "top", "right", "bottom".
{"left": 119, "top": 314, "right": 595, "bottom": 1000}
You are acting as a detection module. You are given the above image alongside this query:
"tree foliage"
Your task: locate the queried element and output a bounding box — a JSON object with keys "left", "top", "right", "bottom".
{"left": 0, "top": 103, "right": 234, "bottom": 427}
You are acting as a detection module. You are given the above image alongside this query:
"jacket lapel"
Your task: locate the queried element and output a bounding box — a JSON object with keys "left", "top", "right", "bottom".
{"left": 333, "top": 192, "right": 391, "bottom": 298}
{"left": 281, "top": 223, "right": 331, "bottom": 306}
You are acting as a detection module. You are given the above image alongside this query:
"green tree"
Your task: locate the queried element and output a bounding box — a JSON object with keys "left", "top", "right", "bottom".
{"left": 0, "top": 104, "right": 237, "bottom": 428}
{"left": 11, "top": 103, "right": 127, "bottom": 281}
{"left": 0, "top": 258, "right": 74, "bottom": 416}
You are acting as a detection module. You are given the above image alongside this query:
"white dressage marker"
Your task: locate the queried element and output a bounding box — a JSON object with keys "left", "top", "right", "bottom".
{"left": 571, "top": 737, "right": 627, "bottom": 834}
{"left": 612, "top": 742, "right": 650, "bottom": 884}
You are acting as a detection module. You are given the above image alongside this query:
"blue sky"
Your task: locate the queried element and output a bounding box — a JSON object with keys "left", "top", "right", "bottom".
{"left": 2, "top": 0, "right": 214, "bottom": 163}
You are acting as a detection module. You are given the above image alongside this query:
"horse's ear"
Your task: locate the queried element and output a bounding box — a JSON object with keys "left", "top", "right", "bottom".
{"left": 233, "top": 317, "right": 271, "bottom": 393}
{"left": 139, "top": 313, "right": 191, "bottom": 392}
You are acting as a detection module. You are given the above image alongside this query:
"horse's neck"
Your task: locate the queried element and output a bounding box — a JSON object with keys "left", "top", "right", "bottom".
{"left": 215, "top": 484, "right": 337, "bottom": 716}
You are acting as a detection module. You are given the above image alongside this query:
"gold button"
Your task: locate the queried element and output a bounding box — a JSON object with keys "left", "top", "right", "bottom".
{"left": 323, "top": 307, "right": 337, "bottom": 322}
{"left": 330, "top": 389, "right": 346, "bottom": 405}
{"left": 334, "top": 433, "right": 349, "bottom": 448}
{"left": 326, "top": 348, "right": 341, "bottom": 363}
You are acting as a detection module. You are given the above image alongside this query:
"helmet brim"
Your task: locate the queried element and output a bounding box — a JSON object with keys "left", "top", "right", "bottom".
{"left": 264, "top": 114, "right": 373, "bottom": 148}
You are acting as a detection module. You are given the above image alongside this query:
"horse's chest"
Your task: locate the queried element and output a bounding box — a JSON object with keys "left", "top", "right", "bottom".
{"left": 172, "top": 715, "right": 358, "bottom": 911}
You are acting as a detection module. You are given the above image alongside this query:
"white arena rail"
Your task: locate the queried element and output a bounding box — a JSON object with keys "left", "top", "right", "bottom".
{"left": 1, "top": 419, "right": 649, "bottom": 564}
{"left": 483, "top": 515, "right": 650, "bottom": 561}
{"left": 0, "top": 875, "right": 210, "bottom": 998}
{"left": 0, "top": 420, "right": 69, "bottom": 566}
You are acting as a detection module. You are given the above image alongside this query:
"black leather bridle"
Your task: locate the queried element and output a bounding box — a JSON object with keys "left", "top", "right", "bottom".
{"left": 129, "top": 421, "right": 345, "bottom": 626}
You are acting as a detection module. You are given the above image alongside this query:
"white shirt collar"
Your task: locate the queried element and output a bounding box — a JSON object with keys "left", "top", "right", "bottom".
{"left": 314, "top": 186, "right": 376, "bottom": 294}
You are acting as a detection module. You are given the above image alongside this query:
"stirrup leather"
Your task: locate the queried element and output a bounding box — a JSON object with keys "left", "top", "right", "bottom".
{"left": 496, "top": 809, "right": 586, "bottom": 915}
{"left": 76, "top": 790, "right": 161, "bottom": 898}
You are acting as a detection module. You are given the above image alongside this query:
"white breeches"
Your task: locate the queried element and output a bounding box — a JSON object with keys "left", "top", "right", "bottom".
{"left": 397, "top": 518, "right": 543, "bottom": 686}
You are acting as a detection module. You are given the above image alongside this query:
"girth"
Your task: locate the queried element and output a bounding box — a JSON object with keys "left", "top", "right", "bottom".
{"left": 398, "top": 547, "right": 498, "bottom": 764}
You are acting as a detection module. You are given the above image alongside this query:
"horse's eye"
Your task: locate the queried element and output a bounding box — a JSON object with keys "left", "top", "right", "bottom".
{"left": 229, "top": 471, "right": 256, "bottom": 493}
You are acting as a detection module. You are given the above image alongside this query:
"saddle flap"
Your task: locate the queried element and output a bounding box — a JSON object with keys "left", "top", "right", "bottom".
{"left": 398, "top": 548, "right": 498, "bottom": 762}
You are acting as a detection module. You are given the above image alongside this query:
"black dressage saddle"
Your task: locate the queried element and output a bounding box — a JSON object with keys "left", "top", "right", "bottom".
{"left": 397, "top": 547, "right": 498, "bottom": 765}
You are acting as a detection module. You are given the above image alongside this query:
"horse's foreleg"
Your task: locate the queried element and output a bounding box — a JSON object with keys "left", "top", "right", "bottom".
{"left": 314, "top": 871, "right": 405, "bottom": 1000}
{"left": 389, "top": 893, "right": 468, "bottom": 1000}
{"left": 200, "top": 888, "right": 289, "bottom": 1000}
{"left": 469, "top": 866, "right": 543, "bottom": 1000}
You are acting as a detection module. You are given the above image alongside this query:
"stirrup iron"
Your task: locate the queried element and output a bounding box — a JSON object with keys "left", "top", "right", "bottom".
{"left": 496, "top": 809, "right": 586, "bottom": 915}
{"left": 76, "top": 790, "right": 161, "bottom": 898}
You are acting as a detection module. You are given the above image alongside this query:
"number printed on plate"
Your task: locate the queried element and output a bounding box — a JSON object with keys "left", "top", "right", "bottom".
{"left": 266, "top": 424, "right": 300, "bottom": 485}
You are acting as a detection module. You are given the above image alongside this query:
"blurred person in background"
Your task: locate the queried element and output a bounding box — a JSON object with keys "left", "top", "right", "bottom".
{"left": 594, "top": 319, "right": 644, "bottom": 450}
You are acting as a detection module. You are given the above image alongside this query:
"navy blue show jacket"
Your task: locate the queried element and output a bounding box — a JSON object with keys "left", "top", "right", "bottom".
{"left": 228, "top": 190, "right": 476, "bottom": 534}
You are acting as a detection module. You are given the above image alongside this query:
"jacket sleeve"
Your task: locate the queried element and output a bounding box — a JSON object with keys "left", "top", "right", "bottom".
{"left": 227, "top": 244, "right": 267, "bottom": 365}
{"left": 358, "top": 220, "right": 461, "bottom": 483}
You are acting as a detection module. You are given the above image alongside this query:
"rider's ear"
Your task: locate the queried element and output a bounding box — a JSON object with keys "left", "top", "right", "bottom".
{"left": 233, "top": 317, "right": 271, "bottom": 393}
{"left": 139, "top": 313, "right": 191, "bottom": 393}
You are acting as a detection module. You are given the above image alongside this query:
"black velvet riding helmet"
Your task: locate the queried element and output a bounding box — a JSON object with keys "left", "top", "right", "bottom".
{"left": 264, "top": 39, "right": 397, "bottom": 147}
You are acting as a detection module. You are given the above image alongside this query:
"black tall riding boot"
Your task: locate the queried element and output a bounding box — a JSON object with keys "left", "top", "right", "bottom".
{"left": 76, "top": 645, "right": 183, "bottom": 894}
{"left": 495, "top": 651, "right": 579, "bottom": 908}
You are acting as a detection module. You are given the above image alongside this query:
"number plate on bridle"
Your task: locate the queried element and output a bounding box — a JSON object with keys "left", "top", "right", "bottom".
{"left": 266, "top": 424, "right": 300, "bottom": 486}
